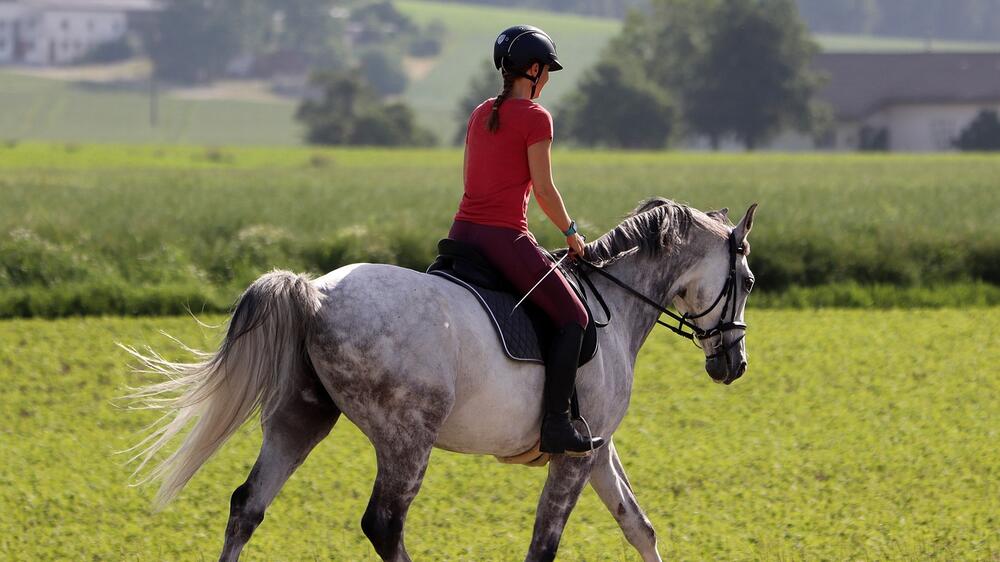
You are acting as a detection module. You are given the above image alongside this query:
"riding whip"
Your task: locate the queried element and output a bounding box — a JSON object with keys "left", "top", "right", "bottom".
{"left": 510, "top": 253, "right": 569, "bottom": 315}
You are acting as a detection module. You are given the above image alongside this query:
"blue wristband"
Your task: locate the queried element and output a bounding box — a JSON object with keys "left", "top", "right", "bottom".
{"left": 563, "top": 220, "right": 577, "bottom": 237}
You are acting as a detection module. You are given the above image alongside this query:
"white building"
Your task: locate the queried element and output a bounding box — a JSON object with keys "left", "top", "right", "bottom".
{"left": 0, "top": 0, "right": 159, "bottom": 65}
{"left": 812, "top": 52, "right": 1000, "bottom": 151}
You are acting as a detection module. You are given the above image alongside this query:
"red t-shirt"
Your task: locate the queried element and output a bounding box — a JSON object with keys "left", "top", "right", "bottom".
{"left": 455, "top": 97, "right": 554, "bottom": 232}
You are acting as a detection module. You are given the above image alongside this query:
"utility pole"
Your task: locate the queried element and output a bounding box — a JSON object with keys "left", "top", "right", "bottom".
{"left": 149, "top": 68, "right": 158, "bottom": 127}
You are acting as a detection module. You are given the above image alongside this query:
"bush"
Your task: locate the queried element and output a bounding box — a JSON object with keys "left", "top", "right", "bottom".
{"left": 79, "top": 36, "right": 135, "bottom": 64}
{"left": 953, "top": 109, "right": 1000, "bottom": 151}
{"left": 359, "top": 48, "right": 408, "bottom": 97}
{"left": 297, "top": 72, "right": 436, "bottom": 146}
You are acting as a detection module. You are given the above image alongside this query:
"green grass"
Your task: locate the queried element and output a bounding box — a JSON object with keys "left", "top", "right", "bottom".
{"left": 0, "top": 309, "right": 997, "bottom": 559}
{"left": 0, "top": 73, "right": 300, "bottom": 145}
{"left": 1, "top": 143, "right": 998, "bottom": 317}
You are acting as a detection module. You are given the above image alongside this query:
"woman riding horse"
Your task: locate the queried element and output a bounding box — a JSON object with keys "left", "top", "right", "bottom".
{"left": 448, "top": 25, "right": 604, "bottom": 455}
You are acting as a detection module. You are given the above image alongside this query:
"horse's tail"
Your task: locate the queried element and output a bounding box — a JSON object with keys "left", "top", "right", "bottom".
{"left": 121, "top": 270, "right": 323, "bottom": 508}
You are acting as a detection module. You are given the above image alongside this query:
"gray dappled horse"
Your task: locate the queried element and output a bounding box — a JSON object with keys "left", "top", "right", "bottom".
{"left": 125, "top": 198, "right": 757, "bottom": 562}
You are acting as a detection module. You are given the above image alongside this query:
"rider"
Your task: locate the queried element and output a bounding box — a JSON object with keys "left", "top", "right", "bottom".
{"left": 448, "top": 25, "right": 605, "bottom": 455}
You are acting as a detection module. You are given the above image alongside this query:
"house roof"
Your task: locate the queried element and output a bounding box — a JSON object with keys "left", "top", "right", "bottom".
{"left": 815, "top": 52, "right": 1000, "bottom": 120}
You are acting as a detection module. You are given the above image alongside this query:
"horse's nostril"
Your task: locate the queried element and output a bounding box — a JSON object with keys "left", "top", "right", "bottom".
{"left": 738, "top": 361, "right": 747, "bottom": 376}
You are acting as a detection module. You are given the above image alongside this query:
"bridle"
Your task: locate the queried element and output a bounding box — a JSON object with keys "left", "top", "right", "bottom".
{"left": 575, "top": 231, "right": 747, "bottom": 359}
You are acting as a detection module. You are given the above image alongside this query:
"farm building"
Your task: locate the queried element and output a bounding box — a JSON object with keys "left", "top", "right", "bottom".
{"left": 778, "top": 52, "right": 1000, "bottom": 152}
{"left": 0, "top": 0, "right": 159, "bottom": 66}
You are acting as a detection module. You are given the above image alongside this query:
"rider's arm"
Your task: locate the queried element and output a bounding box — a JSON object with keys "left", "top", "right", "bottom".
{"left": 528, "top": 139, "right": 573, "bottom": 234}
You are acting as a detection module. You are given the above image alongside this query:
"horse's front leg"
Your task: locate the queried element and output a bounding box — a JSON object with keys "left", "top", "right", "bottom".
{"left": 525, "top": 454, "right": 596, "bottom": 562}
{"left": 589, "top": 439, "right": 661, "bottom": 562}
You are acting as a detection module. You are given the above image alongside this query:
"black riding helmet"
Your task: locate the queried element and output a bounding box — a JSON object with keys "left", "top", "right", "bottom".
{"left": 493, "top": 25, "right": 563, "bottom": 88}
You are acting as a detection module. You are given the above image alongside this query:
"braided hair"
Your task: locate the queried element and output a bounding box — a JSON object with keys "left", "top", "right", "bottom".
{"left": 487, "top": 71, "right": 515, "bottom": 133}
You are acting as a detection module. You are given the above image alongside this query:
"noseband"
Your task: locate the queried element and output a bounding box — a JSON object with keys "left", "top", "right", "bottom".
{"left": 578, "top": 231, "right": 747, "bottom": 354}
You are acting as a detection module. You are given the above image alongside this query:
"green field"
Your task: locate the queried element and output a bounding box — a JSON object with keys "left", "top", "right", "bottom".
{"left": 1, "top": 309, "right": 996, "bottom": 560}
{"left": 1, "top": 143, "right": 998, "bottom": 317}
{"left": 0, "top": 72, "right": 300, "bottom": 146}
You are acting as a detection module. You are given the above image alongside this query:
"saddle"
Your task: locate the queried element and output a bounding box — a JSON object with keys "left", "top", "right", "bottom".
{"left": 426, "top": 238, "right": 599, "bottom": 367}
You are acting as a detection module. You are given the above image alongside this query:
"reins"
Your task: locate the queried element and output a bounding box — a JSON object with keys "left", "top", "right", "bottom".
{"left": 569, "top": 231, "right": 747, "bottom": 349}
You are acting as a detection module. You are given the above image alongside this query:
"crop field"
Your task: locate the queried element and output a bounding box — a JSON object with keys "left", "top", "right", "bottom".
{"left": 1, "top": 308, "right": 996, "bottom": 560}
{"left": 1, "top": 143, "right": 998, "bottom": 317}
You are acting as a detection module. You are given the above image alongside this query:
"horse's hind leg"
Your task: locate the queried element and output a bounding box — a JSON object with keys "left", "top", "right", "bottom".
{"left": 218, "top": 378, "right": 340, "bottom": 562}
{"left": 589, "top": 440, "right": 661, "bottom": 562}
{"left": 525, "top": 454, "right": 596, "bottom": 562}
{"left": 361, "top": 434, "right": 435, "bottom": 562}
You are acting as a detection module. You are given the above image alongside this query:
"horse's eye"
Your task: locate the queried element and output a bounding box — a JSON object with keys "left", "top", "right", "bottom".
{"left": 744, "top": 278, "right": 754, "bottom": 292}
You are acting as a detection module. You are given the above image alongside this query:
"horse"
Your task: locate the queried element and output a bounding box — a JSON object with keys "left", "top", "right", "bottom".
{"left": 123, "top": 197, "right": 757, "bottom": 562}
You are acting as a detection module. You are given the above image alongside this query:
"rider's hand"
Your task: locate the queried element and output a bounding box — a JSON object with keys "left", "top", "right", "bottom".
{"left": 567, "top": 232, "right": 586, "bottom": 258}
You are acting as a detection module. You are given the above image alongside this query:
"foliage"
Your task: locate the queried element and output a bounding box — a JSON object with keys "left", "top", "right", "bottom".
{"left": 452, "top": 59, "right": 501, "bottom": 144}
{"left": 296, "top": 73, "right": 435, "bottom": 146}
{"left": 558, "top": 61, "right": 674, "bottom": 148}
{"left": 149, "top": 0, "right": 247, "bottom": 83}
{"left": 261, "top": 0, "right": 342, "bottom": 59}
{"left": 408, "top": 20, "right": 447, "bottom": 57}
{"left": 953, "top": 109, "right": 1000, "bottom": 151}
{"left": 1, "top": 310, "right": 998, "bottom": 558}
{"left": 433, "top": 0, "right": 1000, "bottom": 43}
{"left": 569, "top": 0, "right": 822, "bottom": 149}
{"left": 0, "top": 144, "right": 999, "bottom": 317}
{"left": 359, "top": 48, "right": 409, "bottom": 97}
{"left": 684, "top": 0, "right": 822, "bottom": 149}
{"left": 78, "top": 36, "right": 136, "bottom": 65}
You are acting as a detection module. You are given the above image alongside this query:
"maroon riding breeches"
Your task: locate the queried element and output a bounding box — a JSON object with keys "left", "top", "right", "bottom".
{"left": 448, "top": 219, "right": 588, "bottom": 330}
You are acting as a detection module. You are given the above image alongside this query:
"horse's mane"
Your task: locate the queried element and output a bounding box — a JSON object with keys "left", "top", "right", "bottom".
{"left": 584, "top": 198, "right": 729, "bottom": 267}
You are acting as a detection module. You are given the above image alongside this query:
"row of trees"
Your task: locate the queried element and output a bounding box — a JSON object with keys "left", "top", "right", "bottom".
{"left": 150, "top": 0, "right": 440, "bottom": 89}
{"left": 437, "top": 0, "right": 1000, "bottom": 41}
{"left": 556, "top": 0, "right": 825, "bottom": 149}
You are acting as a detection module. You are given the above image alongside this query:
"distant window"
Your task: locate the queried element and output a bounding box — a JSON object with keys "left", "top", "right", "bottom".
{"left": 87, "top": 20, "right": 95, "bottom": 31}
{"left": 0, "top": 39, "right": 6, "bottom": 50}
{"left": 62, "top": 19, "right": 70, "bottom": 31}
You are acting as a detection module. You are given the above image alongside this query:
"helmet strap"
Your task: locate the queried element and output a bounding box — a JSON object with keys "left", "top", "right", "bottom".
{"left": 526, "top": 64, "right": 544, "bottom": 99}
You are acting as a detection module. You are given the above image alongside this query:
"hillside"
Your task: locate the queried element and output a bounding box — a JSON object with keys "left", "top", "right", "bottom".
{"left": 0, "top": 72, "right": 300, "bottom": 146}
{"left": 1, "top": 0, "right": 1000, "bottom": 146}
{"left": 396, "top": 0, "right": 620, "bottom": 140}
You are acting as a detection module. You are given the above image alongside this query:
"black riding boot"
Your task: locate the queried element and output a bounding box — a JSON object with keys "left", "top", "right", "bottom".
{"left": 539, "top": 323, "right": 606, "bottom": 455}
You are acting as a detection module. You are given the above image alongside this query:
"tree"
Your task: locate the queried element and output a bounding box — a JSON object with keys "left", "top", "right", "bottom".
{"left": 296, "top": 72, "right": 435, "bottom": 147}
{"left": 683, "top": 0, "right": 823, "bottom": 149}
{"left": 359, "top": 48, "right": 408, "bottom": 97}
{"left": 452, "top": 59, "right": 500, "bottom": 144}
{"left": 953, "top": 109, "right": 1000, "bottom": 151}
{"left": 558, "top": 61, "right": 675, "bottom": 149}
{"left": 149, "top": 0, "right": 244, "bottom": 83}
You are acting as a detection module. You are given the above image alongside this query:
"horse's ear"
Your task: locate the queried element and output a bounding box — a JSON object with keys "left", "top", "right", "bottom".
{"left": 734, "top": 203, "right": 758, "bottom": 246}
{"left": 707, "top": 208, "right": 729, "bottom": 223}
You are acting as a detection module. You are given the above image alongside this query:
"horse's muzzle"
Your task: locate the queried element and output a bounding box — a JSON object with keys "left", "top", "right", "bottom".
{"left": 705, "top": 356, "right": 747, "bottom": 385}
